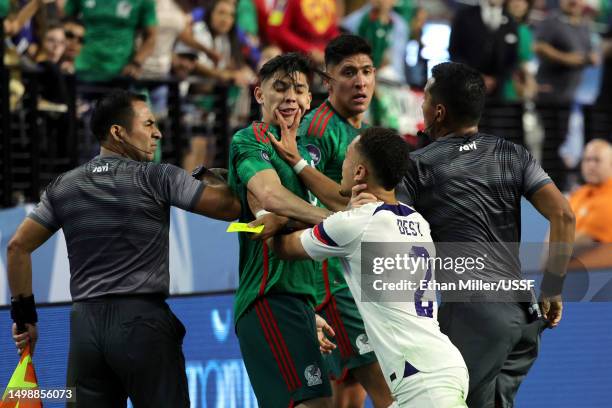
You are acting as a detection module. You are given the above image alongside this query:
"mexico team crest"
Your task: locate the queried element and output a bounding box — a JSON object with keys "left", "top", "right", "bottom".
{"left": 305, "top": 364, "right": 322, "bottom": 386}
{"left": 260, "top": 150, "right": 271, "bottom": 162}
{"left": 356, "top": 333, "right": 373, "bottom": 355}
{"left": 306, "top": 144, "right": 321, "bottom": 165}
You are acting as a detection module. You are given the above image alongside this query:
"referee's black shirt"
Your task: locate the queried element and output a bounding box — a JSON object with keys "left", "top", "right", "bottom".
{"left": 397, "top": 133, "right": 552, "bottom": 286}
{"left": 28, "top": 152, "right": 205, "bottom": 301}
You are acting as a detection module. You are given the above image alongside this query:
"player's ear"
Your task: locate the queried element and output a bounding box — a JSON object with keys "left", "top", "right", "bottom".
{"left": 305, "top": 91, "right": 312, "bottom": 111}
{"left": 254, "top": 86, "right": 264, "bottom": 105}
{"left": 109, "top": 124, "right": 124, "bottom": 143}
{"left": 323, "top": 72, "right": 332, "bottom": 93}
{"left": 435, "top": 104, "right": 446, "bottom": 124}
{"left": 354, "top": 163, "right": 367, "bottom": 183}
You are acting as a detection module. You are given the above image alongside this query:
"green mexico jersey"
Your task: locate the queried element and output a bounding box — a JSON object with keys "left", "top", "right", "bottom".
{"left": 64, "top": 0, "right": 157, "bottom": 82}
{"left": 299, "top": 100, "right": 368, "bottom": 305}
{"left": 229, "top": 122, "right": 319, "bottom": 323}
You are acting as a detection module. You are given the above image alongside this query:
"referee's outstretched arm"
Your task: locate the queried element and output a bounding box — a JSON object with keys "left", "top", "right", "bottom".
{"left": 192, "top": 181, "right": 241, "bottom": 221}
{"left": 529, "top": 183, "right": 576, "bottom": 328}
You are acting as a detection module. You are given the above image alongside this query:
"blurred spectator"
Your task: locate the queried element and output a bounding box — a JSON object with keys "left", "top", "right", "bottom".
{"left": 2, "top": 0, "right": 46, "bottom": 37}
{"left": 449, "top": 0, "right": 519, "bottom": 98}
{"left": 596, "top": 13, "right": 612, "bottom": 106}
{"left": 567, "top": 139, "right": 612, "bottom": 268}
{"left": 533, "top": 0, "right": 599, "bottom": 191}
{"left": 502, "top": 0, "right": 537, "bottom": 101}
{"left": 171, "top": 49, "right": 198, "bottom": 80}
{"left": 342, "top": 0, "right": 408, "bottom": 81}
{"left": 393, "top": 0, "right": 415, "bottom": 25}
{"left": 3, "top": 0, "right": 57, "bottom": 60}
{"left": 59, "top": 16, "right": 84, "bottom": 73}
{"left": 187, "top": 0, "right": 255, "bottom": 85}
{"left": 179, "top": 0, "right": 256, "bottom": 171}
{"left": 0, "top": 0, "right": 7, "bottom": 20}
{"left": 256, "top": 43, "right": 281, "bottom": 70}
{"left": 35, "top": 21, "right": 65, "bottom": 63}
{"left": 404, "top": 6, "right": 428, "bottom": 88}
{"left": 141, "top": 0, "right": 220, "bottom": 80}
{"left": 63, "top": 0, "right": 158, "bottom": 82}
{"left": 236, "top": 0, "right": 261, "bottom": 65}
{"left": 237, "top": 0, "right": 259, "bottom": 41}
{"left": 251, "top": 0, "right": 271, "bottom": 44}
{"left": 534, "top": 0, "right": 599, "bottom": 104}
{"left": 266, "top": 0, "right": 340, "bottom": 64}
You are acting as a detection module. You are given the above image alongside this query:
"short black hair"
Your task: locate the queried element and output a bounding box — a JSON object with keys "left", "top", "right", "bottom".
{"left": 355, "top": 127, "right": 414, "bottom": 190}
{"left": 90, "top": 90, "right": 147, "bottom": 143}
{"left": 325, "top": 34, "right": 372, "bottom": 67}
{"left": 429, "top": 62, "right": 485, "bottom": 126}
{"left": 258, "top": 52, "right": 316, "bottom": 83}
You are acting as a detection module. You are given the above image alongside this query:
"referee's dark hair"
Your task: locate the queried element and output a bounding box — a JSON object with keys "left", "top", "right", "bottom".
{"left": 355, "top": 127, "right": 414, "bottom": 190}
{"left": 325, "top": 34, "right": 372, "bottom": 67}
{"left": 430, "top": 62, "right": 485, "bottom": 127}
{"left": 90, "top": 90, "right": 147, "bottom": 143}
{"left": 258, "top": 52, "right": 318, "bottom": 84}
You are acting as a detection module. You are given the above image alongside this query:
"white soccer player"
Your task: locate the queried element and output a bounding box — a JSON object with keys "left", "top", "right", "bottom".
{"left": 269, "top": 127, "right": 469, "bottom": 407}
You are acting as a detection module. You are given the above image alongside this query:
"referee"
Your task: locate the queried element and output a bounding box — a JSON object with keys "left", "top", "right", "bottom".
{"left": 397, "top": 62, "right": 575, "bottom": 408}
{"left": 7, "top": 90, "right": 240, "bottom": 407}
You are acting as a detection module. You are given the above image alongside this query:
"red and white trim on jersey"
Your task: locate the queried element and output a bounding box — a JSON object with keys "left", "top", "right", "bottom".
{"left": 258, "top": 242, "right": 270, "bottom": 296}
{"left": 323, "top": 296, "right": 353, "bottom": 359}
{"left": 312, "top": 222, "right": 340, "bottom": 309}
{"left": 312, "top": 222, "right": 338, "bottom": 247}
{"left": 252, "top": 122, "right": 270, "bottom": 143}
{"left": 307, "top": 102, "right": 334, "bottom": 138}
{"left": 254, "top": 298, "right": 302, "bottom": 391}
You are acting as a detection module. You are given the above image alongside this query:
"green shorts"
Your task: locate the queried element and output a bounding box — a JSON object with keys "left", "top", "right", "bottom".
{"left": 317, "top": 286, "right": 378, "bottom": 381}
{"left": 236, "top": 294, "right": 332, "bottom": 407}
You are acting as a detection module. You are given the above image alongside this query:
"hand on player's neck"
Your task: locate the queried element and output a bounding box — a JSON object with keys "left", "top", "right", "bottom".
{"left": 361, "top": 183, "right": 398, "bottom": 205}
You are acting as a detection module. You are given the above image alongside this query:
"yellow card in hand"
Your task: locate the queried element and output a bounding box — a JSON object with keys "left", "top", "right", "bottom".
{"left": 226, "top": 222, "right": 264, "bottom": 234}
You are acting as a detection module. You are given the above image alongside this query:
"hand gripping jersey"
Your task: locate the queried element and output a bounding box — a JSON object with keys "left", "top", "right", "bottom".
{"left": 300, "top": 201, "right": 466, "bottom": 388}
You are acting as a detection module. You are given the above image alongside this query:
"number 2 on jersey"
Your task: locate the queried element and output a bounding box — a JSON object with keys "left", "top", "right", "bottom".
{"left": 411, "top": 246, "right": 434, "bottom": 318}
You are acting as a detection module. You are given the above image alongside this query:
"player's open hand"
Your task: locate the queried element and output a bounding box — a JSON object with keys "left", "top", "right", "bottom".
{"left": 12, "top": 323, "right": 38, "bottom": 356}
{"left": 315, "top": 314, "right": 336, "bottom": 354}
{"left": 539, "top": 294, "right": 563, "bottom": 328}
{"left": 348, "top": 184, "right": 378, "bottom": 209}
{"left": 248, "top": 214, "right": 288, "bottom": 241}
{"left": 269, "top": 108, "right": 302, "bottom": 166}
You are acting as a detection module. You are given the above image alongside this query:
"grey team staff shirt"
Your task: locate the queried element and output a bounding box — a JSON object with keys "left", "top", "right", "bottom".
{"left": 28, "top": 152, "right": 206, "bottom": 301}
{"left": 397, "top": 132, "right": 552, "bottom": 286}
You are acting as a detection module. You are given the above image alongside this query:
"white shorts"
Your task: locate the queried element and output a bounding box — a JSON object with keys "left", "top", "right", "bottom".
{"left": 392, "top": 366, "right": 469, "bottom": 408}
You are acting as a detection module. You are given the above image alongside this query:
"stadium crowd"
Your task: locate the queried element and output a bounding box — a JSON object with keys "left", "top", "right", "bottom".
{"left": 1, "top": 0, "right": 611, "bottom": 197}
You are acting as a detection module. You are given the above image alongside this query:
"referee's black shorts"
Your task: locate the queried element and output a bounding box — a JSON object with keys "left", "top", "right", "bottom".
{"left": 66, "top": 295, "right": 189, "bottom": 408}
{"left": 438, "top": 302, "right": 548, "bottom": 408}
